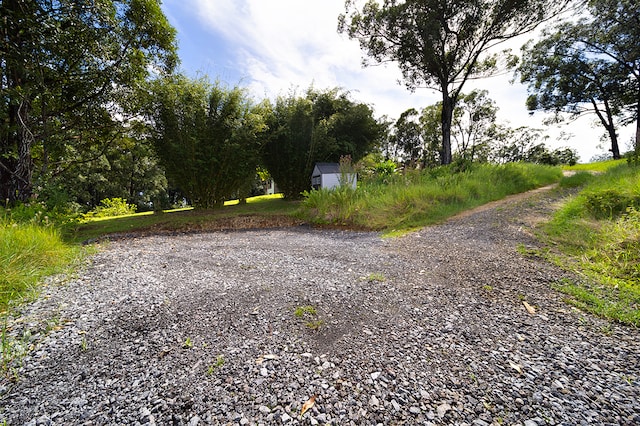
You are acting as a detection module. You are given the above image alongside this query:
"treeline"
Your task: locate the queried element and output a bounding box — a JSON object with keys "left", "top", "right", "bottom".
{"left": 1, "top": 0, "right": 635, "bottom": 213}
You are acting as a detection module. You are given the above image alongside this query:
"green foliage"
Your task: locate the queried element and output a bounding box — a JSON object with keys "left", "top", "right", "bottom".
{"left": 261, "top": 87, "right": 383, "bottom": 199}
{"left": 0, "top": 0, "right": 177, "bottom": 203}
{"left": 299, "top": 163, "right": 562, "bottom": 233}
{"left": 339, "top": 0, "right": 571, "bottom": 165}
{"left": 0, "top": 217, "right": 80, "bottom": 309}
{"left": 83, "top": 198, "right": 138, "bottom": 219}
{"left": 517, "top": 0, "right": 639, "bottom": 158}
{"left": 542, "top": 164, "right": 640, "bottom": 325}
{"left": 147, "top": 76, "right": 265, "bottom": 208}
{"left": 293, "top": 305, "right": 324, "bottom": 330}
{"left": 559, "top": 172, "right": 596, "bottom": 188}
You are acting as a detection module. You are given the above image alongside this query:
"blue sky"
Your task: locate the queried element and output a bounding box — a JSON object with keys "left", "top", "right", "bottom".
{"left": 160, "top": 0, "right": 633, "bottom": 162}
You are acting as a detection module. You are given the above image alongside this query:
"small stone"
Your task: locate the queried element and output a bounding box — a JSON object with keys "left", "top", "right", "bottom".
{"left": 281, "top": 412, "right": 292, "bottom": 423}
{"left": 369, "top": 395, "right": 380, "bottom": 407}
{"left": 240, "top": 418, "right": 249, "bottom": 425}
{"left": 409, "top": 406, "right": 421, "bottom": 415}
{"left": 371, "top": 371, "right": 382, "bottom": 380}
{"left": 391, "top": 400, "right": 401, "bottom": 411}
{"left": 473, "top": 420, "right": 490, "bottom": 426}
{"left": 524, "top": 420, "right": 538, "bottom": 426}
{"left": 437, "top": 403, "right": 451, "bottom": 418}
{"left": 258, "top": 405, "right": 271, "bottom": 414}
{"left": 188, "top": 416, "right": 200, "bottom": 426}
{"left": 260, "top": 367, "right": 268, "bottom": 377}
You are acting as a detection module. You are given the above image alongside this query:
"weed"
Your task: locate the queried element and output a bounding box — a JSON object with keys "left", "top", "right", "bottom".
{"left": 367, "top": 273, "right": 386, "bottom": 283}
{"left": 80, "top": 336, "right": 88, "bottom": 352}
{"left": 305, "top": 320, "right": 325, "bottom": 330}
{"left": 207, "top": 355, "right": 225, "bottom": 375}
{"left": 294, "top": 305, "right": 324, "bottom": 331}
{"left": 482, "top": 285, "right": 493, "bottom": 292}
{"left": 182, "top": 337, "right": 193, "bottom": 349}
{"left": 294, "top": 306, "right": 317, "bottom": 318}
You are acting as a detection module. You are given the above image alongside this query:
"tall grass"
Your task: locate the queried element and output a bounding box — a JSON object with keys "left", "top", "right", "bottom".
{"left": 542, "top": 163, "right": 640, "bottom": 326}
{"left": 299, "top": 163, "right": 562, "bottom": 233}
{"left": 0, "top": 217, "right": 80, "bottom": 311}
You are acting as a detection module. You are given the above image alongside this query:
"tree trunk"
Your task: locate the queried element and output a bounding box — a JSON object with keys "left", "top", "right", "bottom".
{"left": 441, "top": 92, "right": 454, "bottom": 165}
{"left": 606, "top": 122, "right": 620, "bottom": 160}
{"left": 13, "top": 98, "right": 34, "bottom": 202}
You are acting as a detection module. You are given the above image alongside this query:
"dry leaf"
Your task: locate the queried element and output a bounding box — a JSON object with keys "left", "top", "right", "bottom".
{"left": 509, "top": 360, "right": 523, "bottom": 374}
{"left": 300, "top": 395, "right": 316, "bottom": 418}
{"left": 523, "top": 301, "right": 536, "bottom": 315}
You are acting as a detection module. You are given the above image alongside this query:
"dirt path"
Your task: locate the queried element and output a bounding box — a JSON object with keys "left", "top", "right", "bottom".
{"left": 2, "top": 186, "right": 639, "bottom": 425}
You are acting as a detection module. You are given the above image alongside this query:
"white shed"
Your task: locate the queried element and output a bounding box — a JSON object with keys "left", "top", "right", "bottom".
{"left": 311, "top": 162, "right": 357, "bottom": 190}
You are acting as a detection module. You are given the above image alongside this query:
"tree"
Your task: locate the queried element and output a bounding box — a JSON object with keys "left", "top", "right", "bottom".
{"left": 339, "top": 0, "right": 571, "bottom": 165}
{"left": 392, "top": 108, "right": 423, "bottom": 166}
{"left": 147, "top": 75, "right": 265, "bottom": 208}
{"left": 0, "top": 0, "right": 177, "bottom": 203}
{"left": 261, "top": 88, "right": 382, "bottom": 199}
{"left": 518, "top": 23, "right": 628, "bottom": 159}
{"left": 419, "top": 103, "right": 443, "bottom": 168}
{"left": 452, "top": 90, "right": 497, "bottom": 162}
{"left": 584, "top": 0, "right": 639, "bottom": 152}
{"left": 518, "top": 0, "right": 639, "bottom": 158}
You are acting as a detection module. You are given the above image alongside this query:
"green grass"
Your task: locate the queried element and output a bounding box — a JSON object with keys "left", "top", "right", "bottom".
{"left": 0, "top": 220, "right": 81, "bottom": 311}
{"left": 542, "top": 163, "right": 640, "bottom": 326}
{"left": 298, "top": 163, "right": 562, "bottom": 235}
{"left": 68, "top": 194, "right": 298, "bottom": 243}
{"left": 563, "top": 159, "right": 626, "bottom": 173}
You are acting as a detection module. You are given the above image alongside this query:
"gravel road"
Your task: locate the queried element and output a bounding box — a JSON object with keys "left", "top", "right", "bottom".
{"left": 1, "top": 188, "right": 639, "bottom": 425}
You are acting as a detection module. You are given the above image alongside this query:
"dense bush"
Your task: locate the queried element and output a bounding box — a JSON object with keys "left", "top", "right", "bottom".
{"left": 83, "top": 198, "right": 137, "bottom": 219}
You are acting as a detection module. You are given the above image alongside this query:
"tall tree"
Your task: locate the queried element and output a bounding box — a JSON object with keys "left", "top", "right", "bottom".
{"left": 452, "top": 89, "right": 497, "bottom": 162}
{"left": 261, "top": 88, "right": 382, "bottom": 199}
{"left": 393, "top": 108, "right": 423, "bottom": 166}
{"left": 339, "top": 0, "right": 572, "bottom": 165}
{"left": 581, "top": 0, "right": 640, "bottom": 152}
{"left": 518, "top": 22, "right": 628, "bottom": 159}
{"left": 0, "top": 0, "right": 177, "bottom": 203}
{"left": 147, "top": 76, "right": 265, "bottom": 209}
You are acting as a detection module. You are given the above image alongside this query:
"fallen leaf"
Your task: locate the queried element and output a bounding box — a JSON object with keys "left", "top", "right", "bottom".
{"left": 509, "top": 360, "right": 523, "bottom": 374}
{"left": 523, "top": 301, "right": 536, "bottom": 315}
{"left": 300, "top": 395, "right": 316, "bottom": 418}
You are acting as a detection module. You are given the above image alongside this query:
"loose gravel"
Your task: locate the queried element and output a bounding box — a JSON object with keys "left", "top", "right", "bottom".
{"left": 1, "top": 188, "right": 639, "bottom": 425}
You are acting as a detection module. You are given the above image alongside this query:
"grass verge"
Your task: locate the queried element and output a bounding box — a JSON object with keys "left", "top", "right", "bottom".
{"left": 0, "top": 221, "right": 81, "bottom": 312}
{"left": 68, "top": 194, "right": 299, "bottom": 243}
{"left": 298, "top": 163, "right": 562, "bottom": 235}
{"left": 542, "top": 163, "right": 640, "bottom": 326}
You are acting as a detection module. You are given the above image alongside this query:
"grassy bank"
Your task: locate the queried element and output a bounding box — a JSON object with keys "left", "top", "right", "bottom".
{"left": 0, "top": 220, "right": 81, "bottom": 311}
{"left": 542, "top": 163, "right": 640, "bottom": 326}
{"left": 298, "top": 162, "right": 562, "bottom": 235}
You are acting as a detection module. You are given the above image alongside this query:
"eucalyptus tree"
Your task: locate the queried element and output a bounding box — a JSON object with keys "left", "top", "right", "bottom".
{"left": 452, "top": 90, "right": 497, "bottom": 162}
{"left": 339, "top": 0, "right": 573, "bottom": 165}
{"left": 0, "top": 0, "right": 177, "bottom": 203}
{"left": 518, "top": 0, "right": 639, "bottom": 159}
{"left": 392, "top": 108, "right": 423, "bottom": 166}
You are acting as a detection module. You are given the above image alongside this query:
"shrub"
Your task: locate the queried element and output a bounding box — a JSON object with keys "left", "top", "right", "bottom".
{"left": 83, "top": 197, "right": 137, "bottom": 219}
{"left": 583, "top": 189, "right": 639, "bottom": 219}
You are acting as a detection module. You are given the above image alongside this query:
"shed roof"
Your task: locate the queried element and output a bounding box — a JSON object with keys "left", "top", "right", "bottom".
{"left": 313, "top": 162, "right": 341, "bottom": 175}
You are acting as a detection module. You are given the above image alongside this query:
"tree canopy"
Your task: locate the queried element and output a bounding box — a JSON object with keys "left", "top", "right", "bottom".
{"left": 518, "top": 0, "right": 639, "bottom": 159}
{"left": 0, "top": 0, "right": 177, "bottom": 204}
{"left": 146, "top": 76, "right": 265, "bottom": 209}
{"left": 339, "top": 0, "right": 572, "bottom": 165}
{"left": 261, "top": 88, "right": 383, "bottom": 199}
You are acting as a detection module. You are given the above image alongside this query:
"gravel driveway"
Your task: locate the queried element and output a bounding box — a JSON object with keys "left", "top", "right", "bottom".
{"left": 2, "top": 188, "right": 639, "bottom": 425}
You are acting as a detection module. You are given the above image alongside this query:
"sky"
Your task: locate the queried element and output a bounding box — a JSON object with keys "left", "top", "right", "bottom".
{"left": 160, "top": 0, "right": 634, "bottom": 162}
